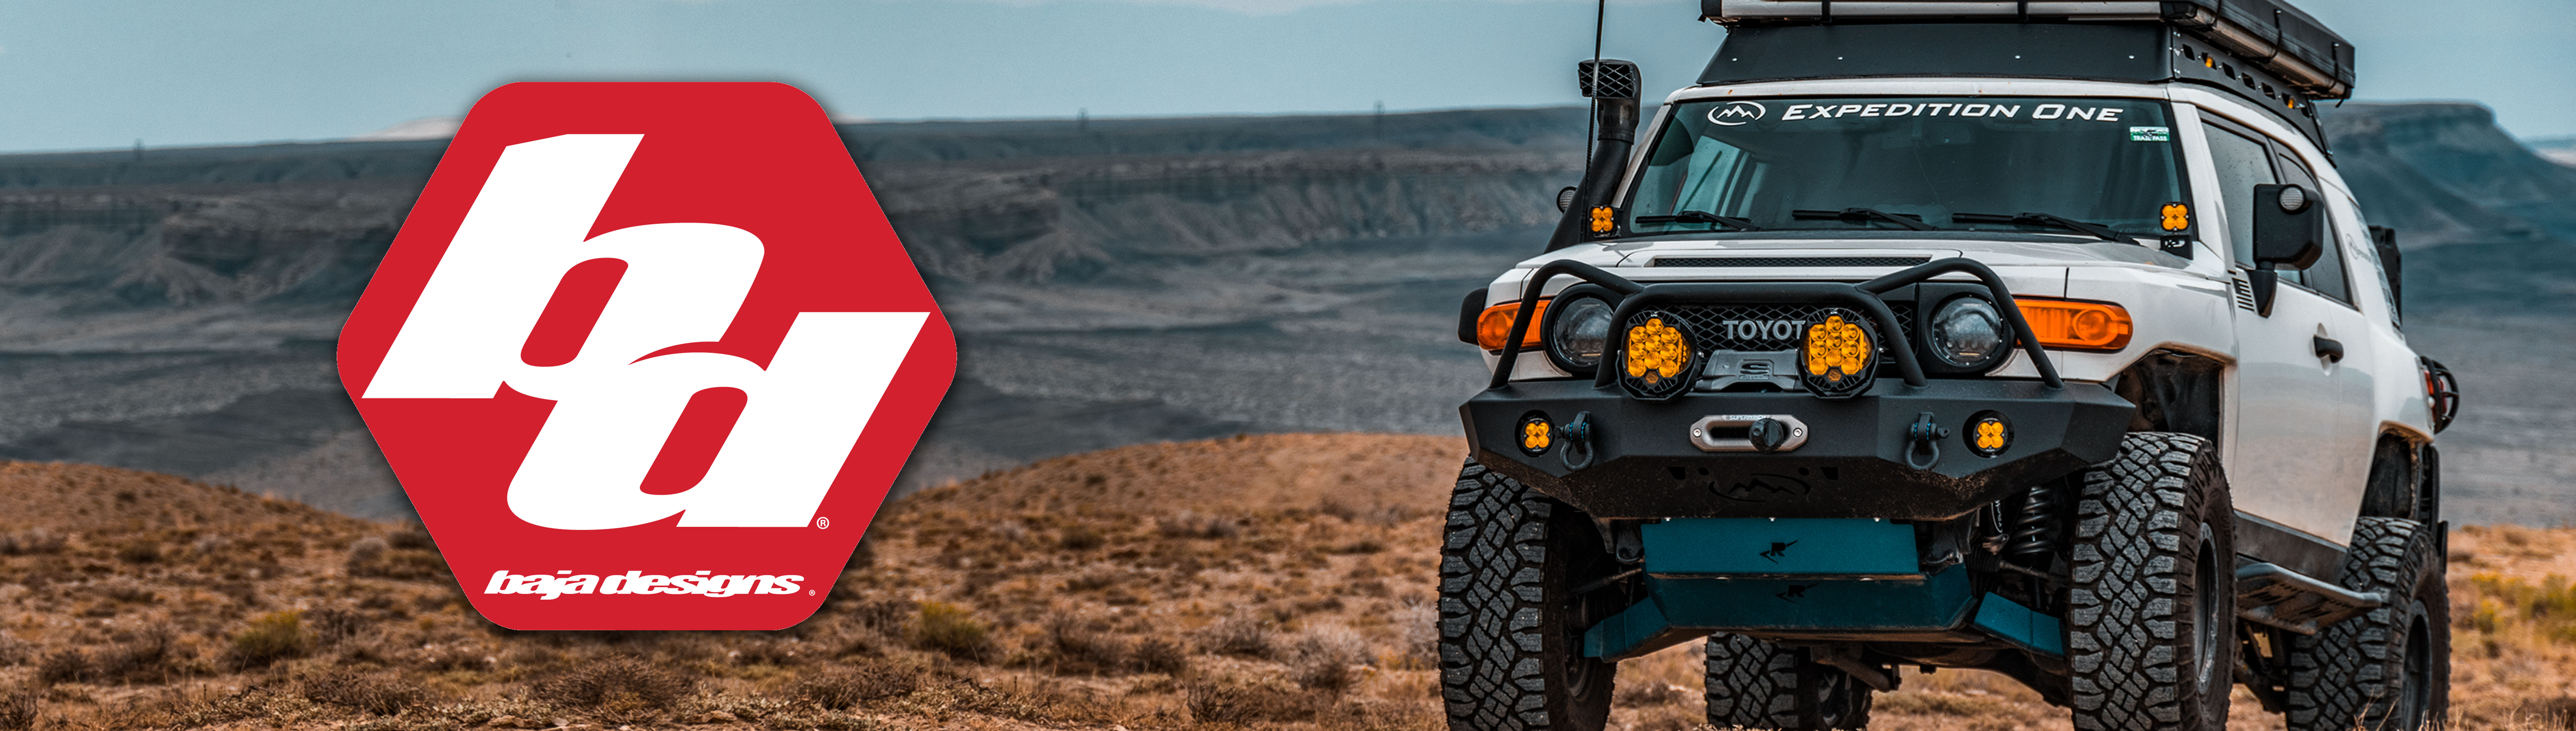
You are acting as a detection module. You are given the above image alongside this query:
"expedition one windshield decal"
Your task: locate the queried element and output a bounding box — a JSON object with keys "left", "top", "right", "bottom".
{"left": 1711, "top": 101, "right": 2136, "bottom": 124}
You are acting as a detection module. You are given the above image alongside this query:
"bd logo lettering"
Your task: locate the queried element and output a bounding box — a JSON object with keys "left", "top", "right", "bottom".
{"left": 338, "top": 83, "right": 956, "bottom": 630}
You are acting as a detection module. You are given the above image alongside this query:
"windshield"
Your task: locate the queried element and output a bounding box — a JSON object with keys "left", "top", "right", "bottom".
{"left": 1626, "top": 97, "right": 2187, "bottom": 238}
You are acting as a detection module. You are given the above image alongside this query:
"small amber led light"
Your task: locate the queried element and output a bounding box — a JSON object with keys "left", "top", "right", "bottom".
{"left": 1589, "top": 206, "right": 1616, "bottom": 234}
{"left": 1519, "top": 416, "right": 1553, "bottom": 454}
{"left": 1476, "top": 299, "right": 1551, "bottom": 350}
{"left": 1965, "top": 411, "right": 2013, "bottom": 458}
{"left": 2160, "top": 202, "right": 2190, "bottom": 232}
{"left": 2015, "top": 298, "right": 2133, "bottom": 351}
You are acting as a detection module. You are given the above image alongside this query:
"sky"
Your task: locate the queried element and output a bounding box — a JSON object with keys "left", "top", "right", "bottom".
{"left": 0, "top": 0, "right": 2567, "bottom": 152}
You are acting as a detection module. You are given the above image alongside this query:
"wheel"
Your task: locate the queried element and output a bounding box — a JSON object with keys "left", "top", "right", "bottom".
{"left": 2066, "top": 433, "right": 2235, "bottom": 731}
{"left": 2284, "top": 516, "right": 2449, "bottom": 730}
{"left": 1438, "top": 459, "right": 1620, "bottom": 731}
{"left": 1703, "top": 633, "right": 1873, "bottom": 729}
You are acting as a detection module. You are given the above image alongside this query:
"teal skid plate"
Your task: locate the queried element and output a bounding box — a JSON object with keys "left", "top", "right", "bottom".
{"left": 1585, "top": 569, "right": 1975, "bottom": 659}
{"left": 1970, "top": 592, "right": 2065, "bottom": 656}
{"left": 1641, "top": 518, "right": 1920, "bottom": 578}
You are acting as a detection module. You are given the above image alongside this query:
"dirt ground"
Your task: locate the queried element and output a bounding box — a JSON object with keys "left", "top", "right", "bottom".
{"left": 0, "top": 434, "right": 2565, "bottom": 730}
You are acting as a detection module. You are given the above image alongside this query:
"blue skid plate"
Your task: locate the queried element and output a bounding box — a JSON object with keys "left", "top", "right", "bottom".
{"left": 1584, "top": 569, "right": 1978, "bottom": 659}
{"left": 1641, "top": 518, "right": 1920, "bottom": 578}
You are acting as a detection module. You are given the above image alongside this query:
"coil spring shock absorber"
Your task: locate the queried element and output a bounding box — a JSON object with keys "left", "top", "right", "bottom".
{"left": 2004, "top": 480, "right": 2064, "bottom": 564}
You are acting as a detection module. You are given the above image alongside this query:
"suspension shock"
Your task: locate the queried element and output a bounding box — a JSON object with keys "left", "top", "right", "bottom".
{"left": 2004, "top": 480, "right": 2064, "bottom": 563}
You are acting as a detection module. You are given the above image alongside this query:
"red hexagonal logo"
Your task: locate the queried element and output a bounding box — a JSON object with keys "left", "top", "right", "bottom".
{"left": 337, "top": 83, "right": 955, "bottom": 630}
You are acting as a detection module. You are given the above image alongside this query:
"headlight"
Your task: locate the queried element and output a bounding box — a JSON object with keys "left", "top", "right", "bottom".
{"left": 1799, "top": 309, "right": 1877, "bottom": 399}
{"left": 1618, "top": 310, "right": 1699, "bottom": 401}
{"left": 1544, "top": 296, "right": 1615, "bottom": 373}
{"left": 1928, "top": 297, "right": 2007, "bottom": 370}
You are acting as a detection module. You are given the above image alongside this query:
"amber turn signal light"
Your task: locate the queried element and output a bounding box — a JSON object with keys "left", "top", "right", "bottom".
{"left": 1476, "top": 298, "right": 1551, "bottom": 351}
{"left": 2015, "top": 298, "right": 2132, "bottom": 351}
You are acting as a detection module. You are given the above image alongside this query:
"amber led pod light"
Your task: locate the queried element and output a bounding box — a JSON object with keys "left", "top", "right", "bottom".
{"left": 2015, "top": 298, "right": 2133, "bottom": 351}
{"left": 1619, "top": 310, "right": 1699, "bottom": 401}
{"left": 1798, "top": 309, "right": 1877, "bottom": 399}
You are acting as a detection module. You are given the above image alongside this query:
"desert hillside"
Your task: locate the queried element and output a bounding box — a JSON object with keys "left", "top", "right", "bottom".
{"left": 0, "top": 436, "right": 2565, "bottom": 730}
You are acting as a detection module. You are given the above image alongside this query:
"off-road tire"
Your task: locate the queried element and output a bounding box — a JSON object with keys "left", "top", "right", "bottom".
{"left": 2066, "top": 433, "right": 2235, "bottom": 731}
{"left": 1438, "top": 459, "right": 1620, "bottom": 731}
{"left": 1702, "top": 633, "right": 1872, "bottom": 729}
{"left": 2284, "top": 517, "right": 2449, "bottom": 731}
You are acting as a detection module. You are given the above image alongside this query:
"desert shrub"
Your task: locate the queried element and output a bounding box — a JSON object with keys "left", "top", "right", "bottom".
{"left": 96, "top": 626, "right": 184, "bottom": 683}
{"left": 347, "top": 537, "right": 449, "bottom": 580}
{"left": 790, "top": 664, "right": 916, "bottom": 709}
{"left": 0, "top": 530, "right": 63, "bottom": 555}
{"left": 0, "top": 684, "right": 32, "bottom": 730}
{"left": 1057, "top": 525, "right": 1105, "bottom": 551}
{"left": 758, "top": 709, "right": 873, "bottom": 731}
{"left": 1285, "top": 624, "right": 1368, "bottom": 693}
{"left": 385, "top": 527, "right": 436, "bottom": 551}
{"left": 306, "top": 607, "right": 367, "bottom": 647}
{"left": 414, "top": 643, "right": 491, "bottom": 673}
{"left": 229, "top": 611, "right": 310, "bottom": 669}
{"left": 1193, "top": 616, "right": 1274, "bottom": 659}
{"left": 300, "top": 672, "right": 427, "bottom": 715}
{"left": 1129, "top": 637, "right": 1189, "bottom": 675}
{"left": 1184, "top": 680, "right": 1327, "bottom": 724}
{"left": 1159, "top": 511, "right": 1237, "bottom": 539}
{"left": 729, "top": 639, "right": 806, "bottom": 666}
{"left": 114, "top": 540, "right": 162, "bottom": 564}
{"left": 0, "top": 633, "right": 30, "bottom": 667}
{"left": 531, "top": 656, "right": 696, "bottom": 715}
{"left": 35, "top": 649, "right": 92, "bottom": 685}
{"left": 911, "top": 603, "right": 993, "bottom": 661}
{"left": 344, "top": 537, "right": 387, "bottom": 573}
{"left": 1039, "top": 619, "right": 1127, "bottom": 676}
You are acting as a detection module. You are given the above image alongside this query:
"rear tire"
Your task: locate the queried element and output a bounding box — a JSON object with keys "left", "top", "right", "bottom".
{"left": 1702, "top": 633, "right": 1872, "bottom": 729}
{"left": 2066, "top": 433, "right": 2235, "bottom": 731}
{"left": 2284, "top": 516, "right": 2449, "bottom": 730}
{"left": 1438, "top": 459, "right": 1619, "bottom": 731}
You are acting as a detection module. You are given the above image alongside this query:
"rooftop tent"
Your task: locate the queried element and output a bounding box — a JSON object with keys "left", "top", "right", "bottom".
{"left": 1700, "top": 0, "right": 2356, "bottom": 99}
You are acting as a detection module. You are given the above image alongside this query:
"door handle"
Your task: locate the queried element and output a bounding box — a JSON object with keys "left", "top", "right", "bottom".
{"left": 2312, "top": 335, "right": 2345, "bottom": 363}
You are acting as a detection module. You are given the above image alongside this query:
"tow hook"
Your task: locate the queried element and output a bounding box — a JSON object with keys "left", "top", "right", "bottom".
{"left": 1905, "top": 412, "right": 1950, "bottom": 470}
{"left": 1556, "top": 412, "right": 1597, "bottom": 469}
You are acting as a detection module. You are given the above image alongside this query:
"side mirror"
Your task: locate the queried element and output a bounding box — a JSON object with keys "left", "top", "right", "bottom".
{"left": 2247, "top": 184, "right": 2324, "bottom": 316}
{"left": 2369, "top": 225, "right": 2402, "bottom": 318}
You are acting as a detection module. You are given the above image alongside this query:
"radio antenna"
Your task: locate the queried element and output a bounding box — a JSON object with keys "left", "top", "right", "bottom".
{"left": 1587, "top": 0, "right": 1605, "bottom": 163}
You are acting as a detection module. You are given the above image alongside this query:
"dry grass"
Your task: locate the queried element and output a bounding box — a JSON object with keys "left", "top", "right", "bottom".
{"left": 0, "top": 435, "right": 2562, "bottom": 731}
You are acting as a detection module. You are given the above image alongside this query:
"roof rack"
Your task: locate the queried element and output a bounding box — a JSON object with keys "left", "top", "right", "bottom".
{"left": 1701, "top": 0, "right": 2355, "bottom": 99}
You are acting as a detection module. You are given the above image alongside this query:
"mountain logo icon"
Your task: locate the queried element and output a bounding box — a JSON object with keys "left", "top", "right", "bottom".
{"left": 1710, "top": 101, "right": 1768, "bottom": 126}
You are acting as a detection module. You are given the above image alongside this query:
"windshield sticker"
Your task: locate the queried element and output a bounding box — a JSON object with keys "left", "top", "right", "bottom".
{"left": 1775, "top": 101, "right": 2132, "bottom": 123}
{"left": 1709, "top": 101, "right": 1767, "bottom": 126}
{"left": 2131, "top": 126, "right": 2172, "bottom": 142}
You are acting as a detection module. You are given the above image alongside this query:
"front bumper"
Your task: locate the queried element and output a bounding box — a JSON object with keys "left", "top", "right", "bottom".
{"left": 1461, "top": 376, "right": 2134, "bottom": 520}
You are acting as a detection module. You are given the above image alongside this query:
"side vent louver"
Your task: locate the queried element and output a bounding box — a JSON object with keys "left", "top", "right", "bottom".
{"left": 2232, "top": 274, "right": 2259, "bottom": 311}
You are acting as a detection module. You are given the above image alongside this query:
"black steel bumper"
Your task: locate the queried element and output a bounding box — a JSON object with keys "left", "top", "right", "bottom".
{"left": 1463, "top": 378, "right": 2134, "bottom": 520}
{"left": 1465, "top": 257, "right": 2136, "bottom": 520}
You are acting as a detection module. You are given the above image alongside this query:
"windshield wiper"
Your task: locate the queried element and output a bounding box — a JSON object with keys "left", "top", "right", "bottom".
{"left": 1634, "top": 210, "right": 1764, "bottom": 231}
{"left": 1953, "top": 212, "right": 2137, "bottom": 244}
{"left": 1791, "top": 208, "right": 1940, "bottom": 232}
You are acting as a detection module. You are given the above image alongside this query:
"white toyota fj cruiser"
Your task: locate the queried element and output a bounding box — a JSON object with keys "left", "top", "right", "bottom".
{"left": 1440, "top": 2, "right": 2465, "bottom": 730}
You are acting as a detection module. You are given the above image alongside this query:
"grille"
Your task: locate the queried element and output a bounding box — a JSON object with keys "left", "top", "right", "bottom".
{"left": 1657, "top": 303, "right": 1915, "bottom": 354}
{"left": 1650, "top": 256, "right": 1932, "bottom": 268}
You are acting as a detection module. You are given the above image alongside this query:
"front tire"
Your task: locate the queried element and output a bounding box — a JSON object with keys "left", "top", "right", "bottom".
{"left": 1438, "top": 459, "right": 1620, "bottom": 731}
{"left": 2066, "top": 433, "right": 2235, "bottom": 731}
{"left": 1703, "top": 633, "right": 1872, "bottom": 729}
{"left": 2284, "top": 516, "right": 2449, "bottom": 730}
